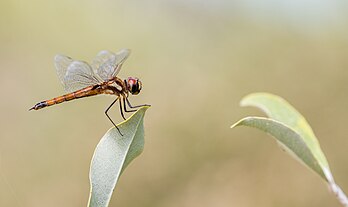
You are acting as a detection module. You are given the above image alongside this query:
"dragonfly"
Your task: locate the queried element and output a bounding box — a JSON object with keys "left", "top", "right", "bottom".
{"left": 30, "top": 49, "right": 149, "bottom": 135}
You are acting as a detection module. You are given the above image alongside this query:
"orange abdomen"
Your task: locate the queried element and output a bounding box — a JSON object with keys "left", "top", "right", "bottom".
{"left": 29, "top": 85, "right": 100, "bottom": 111}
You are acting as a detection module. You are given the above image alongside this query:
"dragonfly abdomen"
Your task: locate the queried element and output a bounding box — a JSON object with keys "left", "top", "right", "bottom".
{"left": 29, "top": 85, "right": 99, "bottom": 111}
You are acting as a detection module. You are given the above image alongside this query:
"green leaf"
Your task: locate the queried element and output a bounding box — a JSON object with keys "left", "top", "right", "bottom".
{"left": 87, "top": 106, "right": 150, "bottom": 207}
{"left": 240, "top": 93, "right": 329, "bottom": 171}
{"left": 233, "top": 117, "right": 322, "bottom": 177}
{"left": 231, "top": 93, "right": 348, "bottom": 206}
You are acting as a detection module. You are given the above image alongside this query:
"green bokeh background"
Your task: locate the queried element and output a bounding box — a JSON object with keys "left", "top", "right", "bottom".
{"left": 1, "top": 1, "right": 347, "bottom": 206}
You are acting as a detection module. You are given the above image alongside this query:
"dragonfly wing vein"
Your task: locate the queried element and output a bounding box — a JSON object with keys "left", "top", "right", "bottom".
{"left": 92, "top": 49, "right": 130, "bottom": 81}
{"left": 63, "top": 61, "right": 102, "bottom": 93}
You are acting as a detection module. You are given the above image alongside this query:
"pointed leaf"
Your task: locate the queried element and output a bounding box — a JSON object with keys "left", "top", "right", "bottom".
{"left": 240, "top": 93, "right": 328, "bottom": 170}
{"left": 231, "top": 93, "right": 347, "bottom": 206}
{"left": 87, "top": 106, "right": 150, "bottom": 207}
{"left": 232, "top": 117, "right": 323, "bottom": 178}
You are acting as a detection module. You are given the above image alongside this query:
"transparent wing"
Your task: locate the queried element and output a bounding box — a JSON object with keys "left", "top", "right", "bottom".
{"left": 54, "top": 55, "right": 103, "bottom": 93}
{"left": 91, "top": 49, "right": 130, "bottom": 81}
{"left": 54, "top": 54, "right": 73, "bottom": 86}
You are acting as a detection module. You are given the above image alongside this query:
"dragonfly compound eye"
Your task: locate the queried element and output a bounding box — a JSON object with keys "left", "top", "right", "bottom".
{"left": 127, "top": 77, "right": 142, "bottom": 95}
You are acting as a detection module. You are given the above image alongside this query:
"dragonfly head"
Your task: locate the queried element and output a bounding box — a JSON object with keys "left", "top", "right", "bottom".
{"left": 126, "top": 77, "right": 142, "bottom": 95}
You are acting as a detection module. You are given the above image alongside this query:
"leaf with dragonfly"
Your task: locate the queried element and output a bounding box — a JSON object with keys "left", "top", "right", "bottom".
{"left": 231, "top": 93, "right": 348, "bottom": 207}
{"left": 87, "top": 106, "right": 150, "bottom": 207}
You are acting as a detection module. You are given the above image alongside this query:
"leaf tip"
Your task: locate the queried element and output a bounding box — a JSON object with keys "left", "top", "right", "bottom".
{"left": 230, "top": 117, "right": 250, "bottom": 129}
{"left": 136, "top": 105, "right": 151, "bottom": 113}
{"left": 230, "top": 122, "right": 240, "bottom": 129}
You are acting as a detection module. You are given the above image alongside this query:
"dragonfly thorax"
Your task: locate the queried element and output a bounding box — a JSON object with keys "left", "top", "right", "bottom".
{"left": 126, "top": 77, "right": 142, "bottom": 95}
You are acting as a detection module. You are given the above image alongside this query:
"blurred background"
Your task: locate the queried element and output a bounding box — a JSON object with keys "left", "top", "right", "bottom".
{"left": 1, "top": 0, "right": 348, "bottom": 206}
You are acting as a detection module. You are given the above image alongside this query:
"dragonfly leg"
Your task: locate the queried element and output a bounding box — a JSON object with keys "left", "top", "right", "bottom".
{"left": 125, "top": 97, "right": 151, "bottom": 109}
{"left": 118, "top": 98, "right": 126, "bottom": 120}
{"left": 123, "top": 97, "right": 137, "bottom": 113}
{"left": 105, "top": 98, "right": 123, "bottom": 136}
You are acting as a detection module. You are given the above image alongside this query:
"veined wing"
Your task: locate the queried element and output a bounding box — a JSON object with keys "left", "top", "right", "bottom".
{"left": 91, "top": 49, "right": 130, "bottom": 81}
{"left": 54, "top": 54, "right": 103, "bottom": 93}
{"left": 54, "top": 54, "right": 73, "bottom": 86}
